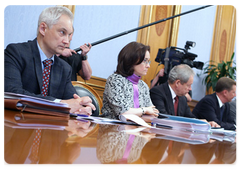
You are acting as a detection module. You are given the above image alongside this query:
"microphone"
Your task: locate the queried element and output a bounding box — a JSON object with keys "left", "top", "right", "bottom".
{"left": 73, "top": 5, "right": 212, "bottom": 53}
{"left": 164, "top": 47, "right": 171, "bottom": 74}
{"left": 74, "top": 43, "right": 91, "bottom": 52}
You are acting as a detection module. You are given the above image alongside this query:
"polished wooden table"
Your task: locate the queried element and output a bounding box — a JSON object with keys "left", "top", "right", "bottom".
{"left": 4, "top": 110, "right": 236, "bottom": 164}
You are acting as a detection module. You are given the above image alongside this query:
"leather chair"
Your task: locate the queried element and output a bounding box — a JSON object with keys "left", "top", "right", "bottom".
{"left": 72, "top": 81, "right": 102, "bottom": 116}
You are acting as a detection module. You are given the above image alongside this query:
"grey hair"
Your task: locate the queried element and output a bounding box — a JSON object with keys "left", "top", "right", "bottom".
{"left": 37, "top": 6, "right": 74, "bottom": 34}
{"left": 168, "top": 64, "right": 195, "bottom": 84}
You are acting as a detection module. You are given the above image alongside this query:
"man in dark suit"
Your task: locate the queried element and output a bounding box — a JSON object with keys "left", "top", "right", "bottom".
{"left": 150, "top": 68, "right": 192, "bottom": 102}
{"left": 150, "top": 64, "right": 195, "bottom": 118}
{"left": 150, "top": 64, "right": 220, "bottom": 127}
{"left": 192, "top": 77, "right": 236, "bottom": 130}
{"left": 4, "top": 6, "right": 95, "bottom": 115}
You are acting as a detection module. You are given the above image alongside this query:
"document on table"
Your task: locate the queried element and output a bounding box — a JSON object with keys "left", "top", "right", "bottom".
{"left": 151, "top": 113, "right": 211, "bottom": 133}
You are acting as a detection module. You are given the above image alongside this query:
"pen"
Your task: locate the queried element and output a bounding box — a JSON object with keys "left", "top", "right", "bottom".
{"left": 76, "top": 114, "right": 89, "bottom": 117}
{"left": 151, "top": 123, "right": 172, "bottom": 129}
{"left": 211, "top": 127, "right": 222, "bottom": 129}
{"left": 70, "top": 113, "right": 89, "bottom": 117}
{"left": 76, "top": 118, "right": 89, "bottom": 123}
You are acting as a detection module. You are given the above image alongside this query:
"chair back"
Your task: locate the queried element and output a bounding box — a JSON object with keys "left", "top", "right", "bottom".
{"left": 72, "top": 81, "right": 102, "bottom": 116}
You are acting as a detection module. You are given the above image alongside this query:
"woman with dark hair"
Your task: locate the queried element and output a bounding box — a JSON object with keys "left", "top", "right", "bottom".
{"left": 101, "top": 42, "right": 159, "bottom": 120}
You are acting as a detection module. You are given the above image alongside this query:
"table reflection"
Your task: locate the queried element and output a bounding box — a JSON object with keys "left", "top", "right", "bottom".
{"left": 96, "top": 124, "right": 153, "bottom": 164}
{"left": 5, "top": 118, "right": 97, "bottom": 164}
{"left": 4, "top": 114, "right": 236, "bottom": 164}
{"left": 189, "top": 140, "right": 236, "bottom": 164}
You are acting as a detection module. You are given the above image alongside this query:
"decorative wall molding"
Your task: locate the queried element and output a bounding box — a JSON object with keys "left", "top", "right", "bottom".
{"left": 206, "top": 5, "right": 236, "bottom": 94}
{"left": 137, "top": 5, "right": 181, "bottom": 87}
{"left": 210, "top": 5, "right": 236, "bottom": 63}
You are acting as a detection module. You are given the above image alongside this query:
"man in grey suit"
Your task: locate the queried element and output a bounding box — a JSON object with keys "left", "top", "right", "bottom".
{"left": 4, "top": 6, "right": 95, "bottom": 115}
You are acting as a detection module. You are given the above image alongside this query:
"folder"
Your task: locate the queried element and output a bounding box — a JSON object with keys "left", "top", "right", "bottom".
{"left": 4, "top": 109, "right": 69, "bottom": 128}
{"left": 4, "top": 92, "right": 70, "bottom": 118}
{"left": 151, "top": 113, "right": 211, "bottom": 133}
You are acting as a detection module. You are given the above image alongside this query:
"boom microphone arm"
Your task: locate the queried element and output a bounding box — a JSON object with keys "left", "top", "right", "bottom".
{"left": 74, "top": 5, "right": 212, "bottom": 52}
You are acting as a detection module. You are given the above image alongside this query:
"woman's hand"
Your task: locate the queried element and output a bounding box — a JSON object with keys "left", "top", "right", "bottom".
{"left": 143, "top": 106, "right": 159, "bottom": 117}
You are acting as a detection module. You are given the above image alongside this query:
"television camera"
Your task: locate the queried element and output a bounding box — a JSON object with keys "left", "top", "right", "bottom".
{"left": 155, "top": 41, "right": 204, "bottom": 74}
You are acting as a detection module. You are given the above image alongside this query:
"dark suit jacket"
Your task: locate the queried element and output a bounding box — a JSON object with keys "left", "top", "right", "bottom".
{"left": 150, "top": 82, "right": 195, "bottom": 118}
{"left": 192, "top": 93, "right": 235, "bottom": 130}
{"left": 4, "top": 38, "right": 77, "bottom": 101}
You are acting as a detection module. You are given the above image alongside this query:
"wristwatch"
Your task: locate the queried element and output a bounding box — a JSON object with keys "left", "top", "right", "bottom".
{"left": 81, "top": 54, "right": 88, "bottom": 60}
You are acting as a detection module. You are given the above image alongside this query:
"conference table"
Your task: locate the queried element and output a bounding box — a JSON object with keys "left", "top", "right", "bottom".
{"left": 4, "top": 109, "right": 236, "bottom": 164}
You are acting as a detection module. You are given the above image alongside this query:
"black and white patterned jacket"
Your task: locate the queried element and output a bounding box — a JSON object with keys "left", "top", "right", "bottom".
{"left": 101, "top": 73, "right": 153, "bottom": 119}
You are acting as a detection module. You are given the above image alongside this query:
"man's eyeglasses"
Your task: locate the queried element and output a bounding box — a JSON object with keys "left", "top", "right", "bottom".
{"left": 142, "top": 58, "right": 151, "bottom": 65}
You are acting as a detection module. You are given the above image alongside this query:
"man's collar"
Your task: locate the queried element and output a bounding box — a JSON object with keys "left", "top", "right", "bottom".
{"left": 37, "top": 41, "right": 55, "bottom": 63}
{"left": 216, "top": 93, "right": 224, "bottom": 108}
{"left": 168, "top": 84, "right": 177, "bottom": 100}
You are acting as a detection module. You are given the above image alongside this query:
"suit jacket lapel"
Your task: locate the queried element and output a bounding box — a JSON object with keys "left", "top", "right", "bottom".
{"left": 31, "top": 39, "right": 62, "bottom": 96}
{"left": 164, "top": 83, "right": 175, "bottom": 115}
{"left": 49, "top": 56, "right": 62, "bottom": 96}
{"left": 213, "top": 93, "right": 222, "bottom": 121}
{"left": 177, "top": 97, "right": 183, "bottom": 116}
{"left": 222, "top": 103, "right": 229, "bottom": 122}
{"left": 32, "top": 39, "right": 43, "bottom": 90}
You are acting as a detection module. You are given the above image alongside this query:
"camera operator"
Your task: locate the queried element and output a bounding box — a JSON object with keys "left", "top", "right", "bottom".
{"left": 151, "top": 41, "right": 204, "bottom": 102}
{"left": 150, "top": 67, "right": 167, "bottom": 88}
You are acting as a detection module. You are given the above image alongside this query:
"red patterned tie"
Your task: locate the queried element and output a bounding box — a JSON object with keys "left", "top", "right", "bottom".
{"left": 29, "top": 129, "right": 42, "bottom": 163}
{"left": 174, "top": 96, "right": 179, "bottom": 116}
{"left": 29, "top": 60, "right": 51, "bottom": 163}
{"left": 41, "top": 60, "right": 52, "bottom": 96}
